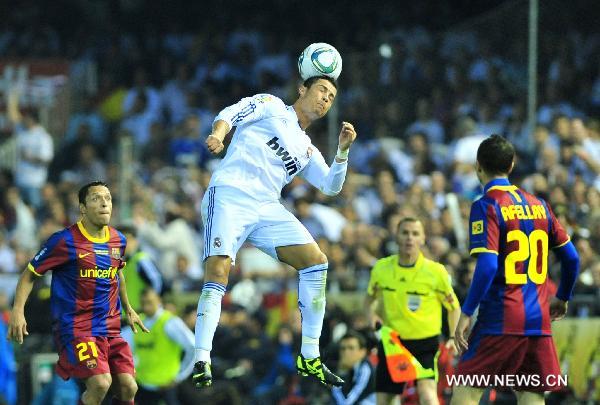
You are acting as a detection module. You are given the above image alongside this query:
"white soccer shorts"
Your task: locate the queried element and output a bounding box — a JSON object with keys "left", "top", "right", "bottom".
{"left": 201, "top": 186, "right": 314, "bottom": 262}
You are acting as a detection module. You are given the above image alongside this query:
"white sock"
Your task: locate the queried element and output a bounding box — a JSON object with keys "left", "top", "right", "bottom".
{"left": 298, "top": 263, "right": 328, "bottom": 359}
{"left": 194, "top": 282, "right": 226, "bottom": 363}
{"left": 195, "top": 349, "right": 211, "bottom": 363}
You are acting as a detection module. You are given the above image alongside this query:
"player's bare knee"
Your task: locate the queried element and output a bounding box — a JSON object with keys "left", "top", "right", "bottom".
{"left": 316, "top": 252, "right": 328, "bottom": 266}
{"left": 120, "top": 379, "right": 138, "bottom": 399}
{"left": 204, "top": 256, "right": 230, "bottom": 284}
{"left": 303, "top": 250, "right": 327, "bottom": 268}
{"left": 88, "top": 374, "right": 112, "bottom": 395}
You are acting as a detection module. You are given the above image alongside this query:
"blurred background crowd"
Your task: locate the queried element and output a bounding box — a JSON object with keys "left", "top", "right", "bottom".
{"left": 0, "top": 0, "right": 598, "bottom": 404}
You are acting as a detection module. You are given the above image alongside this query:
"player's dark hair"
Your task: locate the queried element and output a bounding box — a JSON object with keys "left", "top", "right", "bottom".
{"left": 23, "top": 108, "right": 40, "bottom": 123}
{"left": 340, "top": 331, "right": 367, "bottom": 349}
{"left": 476, "top": 134, "right": 515, "bottom": 175}
{"left": 303, "top": 75, "right": 338, "bottom": 90}
{"left": 78, "top": 181, "right": 109, "bottom": 205}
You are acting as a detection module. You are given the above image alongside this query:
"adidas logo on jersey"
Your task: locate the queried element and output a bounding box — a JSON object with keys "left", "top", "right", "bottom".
{"left": 266, "top": 137, "right": 300, "bottom": 176}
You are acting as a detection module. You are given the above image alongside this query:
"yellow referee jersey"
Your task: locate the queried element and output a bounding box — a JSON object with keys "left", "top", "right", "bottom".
{"left": 367, "top": 253, "right": 459, "bottom": 340}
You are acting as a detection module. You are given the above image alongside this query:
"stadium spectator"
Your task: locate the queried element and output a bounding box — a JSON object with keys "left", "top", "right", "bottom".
{"left": 6, "top": 90, "right": 54, "bottom": 210}
{"left": 123, "top": 288, "right": 195, "bottom": 405}
{"left": 331, "top": 331, "right": 376, "bottom": 405}
{"left": 119, "top": 225, "right": 164, "bottom": 312}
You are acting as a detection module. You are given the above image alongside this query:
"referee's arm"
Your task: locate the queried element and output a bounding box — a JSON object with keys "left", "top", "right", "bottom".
{"left": 365, "top": 285, "right": 383, "bottom": 330}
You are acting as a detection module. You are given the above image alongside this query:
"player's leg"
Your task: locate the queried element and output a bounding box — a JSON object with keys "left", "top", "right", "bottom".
{"left": 515, "top": 390, "right": 545, "bottom": 405}
{"left": 193, "top": 254, "right": 231, "bottom": 386}
{"left": 81, "top": 374, "right": 112, "bottom": 405}
{"left": 514, "top": 336, "right": 564, "bottom": 402}
{"left": 376, "top": 392, "right": 398, "bottom": 405}
{"left": 108, "top": 373, "right": 137, "bottom": 404}
{"left": 276, "top": 242, "right": 345, "bottom": 386}
{"left": 194, "top": 186, "right": 258, "bottom": 387}
{"left": 106, "top": 337, "right": 137, "bottom": 404}
{"left": 449, "top": 386, "right": 485, "bottom": 405}
{"left": 276, "top": 242, "right": 328, "bottom": 359}
{"left": 56, "top": 337, "right": 112, "bottom": 405}
{"left": 248, "top": 202, "right": 341, "bottom": 386}
{"left": 416, "top": 379, "right": 439, "bottom": 405}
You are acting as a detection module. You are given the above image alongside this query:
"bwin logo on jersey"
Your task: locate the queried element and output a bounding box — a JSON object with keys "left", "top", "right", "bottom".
{"left": 266, "top": 137, "right": 300, "bottom": 176}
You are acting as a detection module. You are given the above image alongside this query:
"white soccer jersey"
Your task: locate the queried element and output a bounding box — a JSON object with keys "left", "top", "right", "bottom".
{"left": 208, "top": 94, "right": 347, "bottom": 201}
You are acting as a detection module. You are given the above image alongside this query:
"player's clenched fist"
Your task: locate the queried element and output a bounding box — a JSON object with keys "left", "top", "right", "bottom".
{"left": 206, "top": 134, "right": 225, "bottom": 155}
{"left": 338, "top": 121, "right": 357, "bottom": 151}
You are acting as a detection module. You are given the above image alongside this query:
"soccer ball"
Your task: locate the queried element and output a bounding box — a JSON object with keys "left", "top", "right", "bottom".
{"left": 298, "top": 43, "right": 342, "bottom": 81}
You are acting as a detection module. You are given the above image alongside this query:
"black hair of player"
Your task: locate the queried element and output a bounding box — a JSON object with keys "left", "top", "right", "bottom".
{"left": 476, "top": 134, "right": 515, "bottom": 175}
{"left": 340, "top": 331, "right": 367, "bottom": 349}
{"left": 303, "top": 75, "right": 338, "bottom": 90}
{"left": 78, "top": 181, "right": 109, "bottom": 205}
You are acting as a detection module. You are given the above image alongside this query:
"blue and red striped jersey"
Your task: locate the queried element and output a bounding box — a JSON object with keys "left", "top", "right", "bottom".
{"left": 28, "top": 222, "right": 127, "bottom": 346}
{"left": 469, "top": 178, "right": 570, "bottom": 336}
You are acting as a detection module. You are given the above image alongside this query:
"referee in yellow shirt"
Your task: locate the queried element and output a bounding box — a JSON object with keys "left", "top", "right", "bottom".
{"left": 367, "top": 217, "right": 460, "bottom": 405}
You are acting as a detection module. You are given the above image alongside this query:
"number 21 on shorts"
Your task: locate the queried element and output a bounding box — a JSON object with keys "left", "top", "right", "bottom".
{"left": 76, "top": 341, "right": 99, "bottom": 361}
{"left": 505, "top": 229, "right": 548, "bottom": 284}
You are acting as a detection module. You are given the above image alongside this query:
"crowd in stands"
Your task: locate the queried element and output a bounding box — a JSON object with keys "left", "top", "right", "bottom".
{"left": 0, "top": 0, "right": 599, "bottom": 403}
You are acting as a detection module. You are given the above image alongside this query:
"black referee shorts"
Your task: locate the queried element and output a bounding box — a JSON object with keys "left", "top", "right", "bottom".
{"left": 375, "top": 335, "right": 440, "bottom": 394}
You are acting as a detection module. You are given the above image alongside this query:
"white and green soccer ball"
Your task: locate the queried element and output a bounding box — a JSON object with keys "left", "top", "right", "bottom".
{"left": 297, "top": 42, "right": 342, "bottom": 81}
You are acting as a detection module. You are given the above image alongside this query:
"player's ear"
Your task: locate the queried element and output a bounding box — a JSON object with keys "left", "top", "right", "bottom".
{"left": 508, "top": 160, "right": 515, "bottom": 174}
{"left": 79, "top": 202, "right": 86, "bottom": 214}
{"left": 298, "top": 84, "right": 307, "bottom": 98}
{"left": 475, "top": 160, "right": 483, "bottom": 174}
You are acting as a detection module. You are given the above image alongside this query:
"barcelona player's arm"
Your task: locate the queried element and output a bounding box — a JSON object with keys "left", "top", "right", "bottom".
{"left": 8, "top": 231, "right": 67, "bottom": 344}
{"left": 6, "top": 268, "right": 36, "bottom": 344}
{"left": 454, "top": 200, "right": 500, "bottom": 354}
{"left": 118, "top": 269, "right": 149, "bottom": 333}
{"left": 546, "top": 202, "right": 580, "bottom": 321}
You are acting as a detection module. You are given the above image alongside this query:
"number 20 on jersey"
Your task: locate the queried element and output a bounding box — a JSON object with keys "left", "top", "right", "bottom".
{"left": 505, "top": 229, "right": 548, "bottom": 284}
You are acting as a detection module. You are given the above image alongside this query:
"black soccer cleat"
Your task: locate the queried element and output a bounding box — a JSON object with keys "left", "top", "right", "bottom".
{"left": 192, "top": 361, "right": 212, "bottom": 388}
{"left": 296, "top": 354, "right": 345, "bottom": 387}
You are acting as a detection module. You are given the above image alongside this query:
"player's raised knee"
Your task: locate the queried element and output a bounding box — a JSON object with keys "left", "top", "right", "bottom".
{"left": 204, "top": 255, "right": 231, "bottom": 283}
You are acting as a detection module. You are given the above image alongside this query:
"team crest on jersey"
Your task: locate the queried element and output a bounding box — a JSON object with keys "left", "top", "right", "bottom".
{"left": 213, "top": 237, "right": 222, "bottom": 248}
{"left": 111, "top": 248, "right": 121, "bottom": 259}
{"left": 407, "top": 294, "right": 421, "bottom": 312}
{"left": 86, "top": 359, "right": 97, "bottom": 369}
{"left": 256, "top": 95, "right": 273, "bottom": 103}
{"left": 306, "top": 147, "right": 313, "bottom": 159}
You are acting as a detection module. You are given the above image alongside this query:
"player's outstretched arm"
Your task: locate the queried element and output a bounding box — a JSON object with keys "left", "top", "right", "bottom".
{"left": 7, "top": 268, "right": 36, "bottom": 343}
{"left": 118, "top": 270, "right": 149, "bottom": 333}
